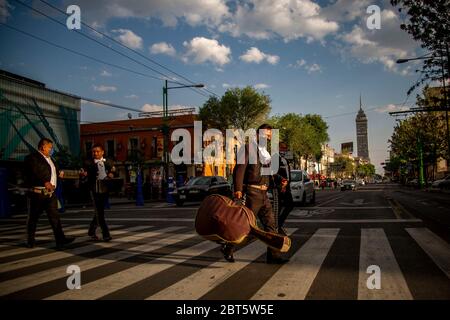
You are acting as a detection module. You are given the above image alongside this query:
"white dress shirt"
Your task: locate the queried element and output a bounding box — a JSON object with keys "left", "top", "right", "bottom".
{"left": 258, "top": 145, "right": 272, "bottom": 165}
{"left": 39, "top": 151, "right": 57, "bottom": 187}
{"left": 94, "top": 158, "right": 107, "bottom": 180}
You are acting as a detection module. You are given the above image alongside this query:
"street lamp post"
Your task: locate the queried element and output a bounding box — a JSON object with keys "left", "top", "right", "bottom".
{"left": 162, "top": 80, "right": 204, "bottom": 202}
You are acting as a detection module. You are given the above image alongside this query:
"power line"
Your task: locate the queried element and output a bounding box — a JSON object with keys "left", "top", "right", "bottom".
{"left": 0, "top": 23, "right": 171, "bottom": 83}
{"left": 37, "top": 0, "right": 220, "bottom": 98}
{"left": 11, "top": 0, "right": 210, "bottom": 99}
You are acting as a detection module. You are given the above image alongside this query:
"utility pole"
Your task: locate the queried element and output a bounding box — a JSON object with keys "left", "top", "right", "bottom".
{"left": 161, "top": 80, "right": 204, "bottom": 202}
{"left": 418, "top": 135, "right": 425, "bottom": 189}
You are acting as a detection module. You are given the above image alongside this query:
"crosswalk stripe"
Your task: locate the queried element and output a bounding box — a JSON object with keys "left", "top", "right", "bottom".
{"left": 0, "top": 225, "right": 129, "bottom": 258}
{"left": 0, "top": 225, "right": 52, "bottom": 236}
{"left": 0, "top": 226, "right": 187, "bottom": 296}
{"left": 0, "top": 226, "right": 149, "bottom": 273}
{"left": 46, "top": 240, "right": 219, "bottom": 300}
{"left": 405, "top": 228, "right": 450, "bottom": 278}
{"left": 358, "top": 228, "right": 413, "bottom": 300}
{"left": 251, "top": 228, "right": 339, "bottom": 300}
{"left": 0, "top": 224, "right": 91, "bottom": 240}
{"left": 0, "top": 225, "right": 27, "bottom": 233}
{"left": 148, "top": 228, "right": 299, "bottom": 300}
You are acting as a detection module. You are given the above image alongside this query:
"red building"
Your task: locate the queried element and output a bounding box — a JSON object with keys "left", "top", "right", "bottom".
{"left": 80, "top": 109, "right": 201, "bottom": 197}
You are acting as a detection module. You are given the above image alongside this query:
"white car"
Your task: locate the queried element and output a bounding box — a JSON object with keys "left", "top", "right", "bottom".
{"left": 431, "top": 175, "right": 450, "bottom": 189}
{"left": 289, "top": 170, "right": 315, "bottom": 205}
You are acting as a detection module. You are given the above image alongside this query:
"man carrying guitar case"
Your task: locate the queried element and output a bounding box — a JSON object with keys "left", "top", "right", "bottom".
{"left": 231, "top": 124, "right": 290, "bottom": 264}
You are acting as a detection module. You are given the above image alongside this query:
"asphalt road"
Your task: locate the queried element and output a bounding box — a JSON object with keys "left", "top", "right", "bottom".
{"left": 0, "top": 184, "right": 449, "bottom": 300}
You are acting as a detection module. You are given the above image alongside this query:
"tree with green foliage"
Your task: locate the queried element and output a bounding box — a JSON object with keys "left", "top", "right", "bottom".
{"left": 199, "top": 86, "right": 271, "bottom": 131}
{"left": 389, "top": 88, "right": 448, "bottom": 181}
{"left": 390, "top": 0, "right": 449, "bottom": 96}
{"left": 357, "top": 163, "right": 376, "bottom": 179}
{"left": 333, "top": 155, "right": 355, "bottom": 178}
{"left": 269, "top": 113, "right": 329, "bottom": 169}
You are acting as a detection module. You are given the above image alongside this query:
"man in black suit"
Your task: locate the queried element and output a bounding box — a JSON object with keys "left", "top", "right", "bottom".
{"left": 232, "top": 124, "right": 289, "bottom": 264}
{"left": 24, "top": 138, "right": 75, "bottom": 249}
{"left": 273, "top": 154, "right": 294, "bottom": 235}
{"left": 81, "top": 143, "right": 115, "bottom": 241}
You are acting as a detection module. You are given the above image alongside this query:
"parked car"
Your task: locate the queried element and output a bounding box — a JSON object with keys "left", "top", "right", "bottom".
{"left": 341, "top": 179, "right": 357, "bottom": 191}
{"left": 406, "top": 178, "right": 418, "bottom": 187}
{"left": 431, "top": 175, "right": 450, "bottom": 190}
{"left": 171, "top": 176, "right": 232, "bottom": 206}
{"left": 289, "top": 170, "right": 315, "bottom": 205}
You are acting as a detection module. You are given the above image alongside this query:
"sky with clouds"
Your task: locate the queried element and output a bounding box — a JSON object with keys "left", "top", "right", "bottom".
{"left": 0, "top": 0, "right": 428, "bottom": 173}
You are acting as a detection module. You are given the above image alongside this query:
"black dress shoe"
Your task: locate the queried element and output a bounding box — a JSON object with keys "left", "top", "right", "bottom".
{"left": 266, "top": 257, "right": 290, "bottom": 264}
{"left": 103, "top": 235, "right": 112, "bottom": 242}
{"left": 56, "top": 236, "right": 75, "bottom": 249}
{"left": 220, "top": 244, "right": 235, "bottom": 263}
{"left": 25, "top": 240, "right": 35, "bottom": 248}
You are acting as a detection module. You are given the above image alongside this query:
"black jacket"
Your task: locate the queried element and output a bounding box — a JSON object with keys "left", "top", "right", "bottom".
{"left": 272, "top": 154, "right": 291, "bottom": 192}
{"left": 83, "top": 158, "right": 115, "bottom": 191}
{"left": 233, "top": 143, "right": 271, "bottom": 192}
{"left": 24, "top": 152, "right": 59, "bottom": 187}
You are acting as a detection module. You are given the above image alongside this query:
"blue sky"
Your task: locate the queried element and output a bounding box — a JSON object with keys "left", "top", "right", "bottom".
{"left": 0, "top": 0, "right": 427, "bottom": 173}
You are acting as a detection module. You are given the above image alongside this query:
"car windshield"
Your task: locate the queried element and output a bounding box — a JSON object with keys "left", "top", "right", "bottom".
{"left": 290, "top": 171, "right": 302, "bottom": 182}
{"left": 186, "top": 177, "right": 211, "bottom": 186}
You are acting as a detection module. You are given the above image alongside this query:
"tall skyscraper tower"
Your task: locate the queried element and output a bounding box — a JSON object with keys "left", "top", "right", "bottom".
{"left": 356, "top": 95, "right": 369, "bottom": 160}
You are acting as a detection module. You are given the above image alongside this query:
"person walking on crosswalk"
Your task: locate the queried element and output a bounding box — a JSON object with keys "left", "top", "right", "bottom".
{"left": 231, "top": 124, "right": 289, "bottom": 264}
{"left": 82, "top": 143, "right": 115, "bottom": 241}
{"left": 24, "top": 138, "right": 75, "bottom": 249}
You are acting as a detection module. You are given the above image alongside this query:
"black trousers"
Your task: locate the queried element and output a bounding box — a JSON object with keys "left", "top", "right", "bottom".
{"left": 227, "top": 188, "right": 281, "bottom": 259}
{"left": 278, "top": 190, "right": 294, "bottom": 230}
{"left": 27, "top": 193, "right": 66, "bottom": 244}
{"left": 89, "top": 192, "right": 110, "bottom": 237}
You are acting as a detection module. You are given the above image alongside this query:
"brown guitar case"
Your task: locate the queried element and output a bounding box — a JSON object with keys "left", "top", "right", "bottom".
{"left": 195, "top": 194, "right": 291, "bottom": 252}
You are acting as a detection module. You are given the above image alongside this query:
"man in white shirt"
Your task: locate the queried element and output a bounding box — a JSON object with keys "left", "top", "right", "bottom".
{"left": 24, "top": 138, "right": 75, "bottom": 249}
{"left": 82, "top": 143, "right": 115, "bottom": 241}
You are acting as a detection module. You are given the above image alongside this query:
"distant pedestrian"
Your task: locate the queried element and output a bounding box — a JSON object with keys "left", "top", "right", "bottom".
{"left": 82, "top": 143, "right": 115, "bottom": 241}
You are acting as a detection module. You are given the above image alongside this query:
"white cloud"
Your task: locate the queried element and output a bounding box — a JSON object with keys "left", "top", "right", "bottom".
{"left": 141, "top": 103, "right": 193, "bottom": 112}
{"left": 218, "top": 0, "right": 338, "bottom": 42}
{"left": 67, "top": 0, "right": 336, "bottom": 43}
{"left": 375, "top": 104, "right": 410, "bottom": 113}
{"left": 306, "top": 63, "right": 322, "bottom": 74}
{"left": 322, "top": 0, "right": 372, "bottom": 22}
{"left": 183, "top": 37, "right": 231, "bottom": 66}
{"left": 112, "top": 29, "right": 143, "bottom": 49}
{"left": 150, "top": 42, "right": 176, "bottom": 56}
{"left": 289, "top": 59, "right": 322, "bottom": 73}
{"left": 290, "top": 59, "right": 307, "bottom": 68}
{"left": 100, "top": 70, "right": 112, "bottom": 77}
{"left": 0, "top": 0, "right": 12, "bottom": 23}
{"left": 125, "top": 94, "right": 139, "bottom": 99}
{"left": 222, "top": 83, "right": 231, "bottom": 88}
{"left": 339, "top": 9, "right": 419, "bottom": 74}
{"left": 254, "top": 83, "right": 270, "bottom": 89}
{"left": 93, "top": 85, "right": 117, "bottom": 92}
{"left": 141, "top": 104, "right": 162, "bottom": 112}
{"left": 66, "top": 0, "right": 230, "bottom": 28}
{"left": 239, "top": 47, "right": 279, "bottom": 65}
